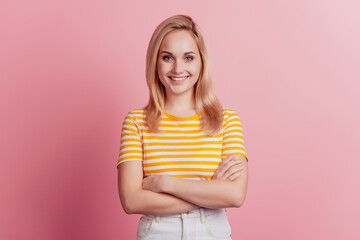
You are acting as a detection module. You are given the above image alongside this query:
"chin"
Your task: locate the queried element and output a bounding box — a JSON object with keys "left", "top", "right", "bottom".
{"left": 171, "top": 88, "right": 193, "bottom": 95}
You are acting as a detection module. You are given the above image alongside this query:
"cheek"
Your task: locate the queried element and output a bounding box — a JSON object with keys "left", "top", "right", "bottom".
{"left": 157, "top": 66, "right": 168, "bottom": 86}
{"left": 157, "top": 61, "right": 163, "bottom": 75}
{"left": 190, "top": 61, "right": 202, "bottom": 75}
{"left": 157, "top": 61, "right": 171, "bottom": 74}
{"left": 157, "top": 63, "right": 166, "bottom": 79}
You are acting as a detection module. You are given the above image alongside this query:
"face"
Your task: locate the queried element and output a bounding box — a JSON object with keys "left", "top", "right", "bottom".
{"left": 157, "top": 30, "right": 202, "bottom": 98}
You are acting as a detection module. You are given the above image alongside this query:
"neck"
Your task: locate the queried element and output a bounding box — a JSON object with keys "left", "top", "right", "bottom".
{"left": 164, "top": 89, "right": 196, "bottom": 111}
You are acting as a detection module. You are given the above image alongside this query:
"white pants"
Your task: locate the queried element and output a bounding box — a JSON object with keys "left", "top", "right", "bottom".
{"left": 136, "top": 207, "right": 232, "bottom": 240}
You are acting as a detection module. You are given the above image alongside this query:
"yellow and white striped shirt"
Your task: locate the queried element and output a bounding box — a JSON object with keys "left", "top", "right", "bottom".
{"left": 117, "top": 107, "right": 248, "bottom": 180}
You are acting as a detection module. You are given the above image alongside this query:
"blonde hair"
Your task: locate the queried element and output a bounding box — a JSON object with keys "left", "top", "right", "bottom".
{"left": 144, "top": 14, "right": 223, "bottom": 136}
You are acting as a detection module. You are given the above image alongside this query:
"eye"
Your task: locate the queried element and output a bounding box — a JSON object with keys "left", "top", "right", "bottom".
{"left": 185, "top": 56, "right": 194, "bottom": 61}
{"left": 162, "top": 55, "right": 172, "bottom": 61}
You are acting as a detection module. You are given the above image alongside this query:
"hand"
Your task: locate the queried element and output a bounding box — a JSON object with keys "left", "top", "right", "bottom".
{"left": 142, "top": 175, "right": 170, "bottom": 193}
{"left": 212, "top": 154, "right": 247, "bottom": 181}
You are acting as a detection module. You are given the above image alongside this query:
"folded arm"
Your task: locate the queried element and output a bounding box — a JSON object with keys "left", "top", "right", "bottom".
{"left": 143, "top": 155, "right": 248, "bottom": 209}
{"left": 117, "top": 161, "right": 200, "bottom": 215}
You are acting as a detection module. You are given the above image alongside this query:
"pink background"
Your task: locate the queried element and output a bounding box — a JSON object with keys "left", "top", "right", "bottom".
{"left": 1, "top": 0, "right": 359, "bottom": 239}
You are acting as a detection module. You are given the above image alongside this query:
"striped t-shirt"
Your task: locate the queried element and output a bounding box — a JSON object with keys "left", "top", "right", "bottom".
{"left": 117, "top": 107, "right": 248, "bottom": 180}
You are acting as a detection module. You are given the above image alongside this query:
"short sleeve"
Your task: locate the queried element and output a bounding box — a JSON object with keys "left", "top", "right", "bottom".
{"left": 117, "top": 111, "right": 143, "bottom": 168}
{"left": 221, "top": 109, "right": 249, "bottom": 161}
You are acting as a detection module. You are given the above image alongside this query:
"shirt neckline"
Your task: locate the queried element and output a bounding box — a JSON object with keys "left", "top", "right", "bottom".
{"left": 163, "top": 111, "right": 199, "bottom": 120}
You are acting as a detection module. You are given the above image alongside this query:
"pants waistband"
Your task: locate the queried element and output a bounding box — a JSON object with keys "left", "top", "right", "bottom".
{"left": 146, "top": 207, "right": 227, "bottom": 223}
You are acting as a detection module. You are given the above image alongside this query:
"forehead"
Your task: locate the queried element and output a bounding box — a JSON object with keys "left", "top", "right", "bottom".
{"left": 159, "top": 30, "right": 199, "bottom": 54}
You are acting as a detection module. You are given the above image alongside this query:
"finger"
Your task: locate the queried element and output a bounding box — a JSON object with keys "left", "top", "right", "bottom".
{"left": 232, "top": 155, "right": 244, "bottom": 162}
{"left": 216, "top": 155, "right": 237, "bottom": 177}
{"left": 223, "top": 164, "right": 245, "bottom": 180}
{"left": 232, "top": 156, "right": 246, "bottom": 166}
{"left": 222, "top": 156, "right": 243, "bottom": 172}
{"left": 224, "top": 165, "right": 244, "bottom": 178}
{"left": 223, "top": 155, "right": 244, "bottom": 169}
{"left": 217, "top": 154, "right": 236, "bottom": 170}
{"left": 228, "top": 172, "right": 242, "bottom": 181}
{"left": 213, "top": 155, "right": 244, "bottom": 180}
{"left": 226, "top": 168, "right": 244, "bottom": 181}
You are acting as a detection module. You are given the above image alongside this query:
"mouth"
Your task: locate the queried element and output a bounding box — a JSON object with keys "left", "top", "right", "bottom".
{"left": 168, "top": 76, "right": 189, "bottom": 82}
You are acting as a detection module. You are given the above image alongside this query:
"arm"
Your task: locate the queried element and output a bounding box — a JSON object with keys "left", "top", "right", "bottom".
{"left": 142, "top": 108, "right": 249, "bottom": 209}
{"left": 117, "top": 160, "right": 200, "bottom": 215}
{"left": 165, "top": 155, "right": 248, "bottom": 208}
{"left": 117, "top": 112, "right": 200, "bottom": 215}
{"left": 143, "top": 154, "right": 248, "bottom": 209}
{"left": 118, "top": 154, "right": 245, "bottom": 215}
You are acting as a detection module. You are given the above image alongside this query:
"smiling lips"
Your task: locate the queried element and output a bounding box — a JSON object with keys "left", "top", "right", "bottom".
{"left": 169, "top": 76, "right": 189, "bottom": 81}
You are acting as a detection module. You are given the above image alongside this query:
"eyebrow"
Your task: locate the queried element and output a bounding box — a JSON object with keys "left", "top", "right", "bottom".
{"left": 160, "top": 50, "right": 196, "bottom": 55}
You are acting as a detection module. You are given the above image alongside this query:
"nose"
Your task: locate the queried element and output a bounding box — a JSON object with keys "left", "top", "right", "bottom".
{"left": 172, "top": 59, "right": 184, "bottom": 74}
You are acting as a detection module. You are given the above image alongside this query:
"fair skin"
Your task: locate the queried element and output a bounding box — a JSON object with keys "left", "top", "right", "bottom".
{"left": 156, "top": 29, "right": 201, "bottom": 117}
{"left": 117, "top": 29, "right": 248, "bottom": 215}
{"left": 118, "top": 154, "right": 247, "bottom": 215}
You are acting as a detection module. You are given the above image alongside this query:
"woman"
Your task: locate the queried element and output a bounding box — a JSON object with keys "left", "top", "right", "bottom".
{"left": 117, "top": 14, "right": 249, "bottom": 240}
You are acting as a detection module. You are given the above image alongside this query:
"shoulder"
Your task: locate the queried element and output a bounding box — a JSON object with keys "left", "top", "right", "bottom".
{"left": 222, "top": 106, "right": 240, "bottom": 118}
{"left": 127, "top": 107, "right": 146, "bottom": 116}
{"left": 221, "top": 107, "right": 244, "bottom": 125}
{"left": 123, "top": 107, "right": 146, "bottom": 123}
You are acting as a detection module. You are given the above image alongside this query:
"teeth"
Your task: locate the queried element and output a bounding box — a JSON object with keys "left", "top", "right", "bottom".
{"left": 170, "top": 76, "right": 188, "bottom": 81}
